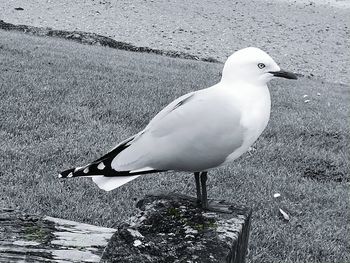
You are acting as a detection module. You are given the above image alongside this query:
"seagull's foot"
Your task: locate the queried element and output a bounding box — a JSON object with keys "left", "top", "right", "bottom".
{"left": 200, "top": 199, "right": 235, "bottom": 214}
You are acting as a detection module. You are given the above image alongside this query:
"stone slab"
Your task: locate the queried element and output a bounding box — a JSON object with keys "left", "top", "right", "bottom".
{"left": 101, "top": 193, "right": 252, "bottom": 263}
{"left": 0, "top": 209, "right": 116, "bottom": 263}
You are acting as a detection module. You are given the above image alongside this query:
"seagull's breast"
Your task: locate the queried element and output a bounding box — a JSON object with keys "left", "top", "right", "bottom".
{"left": 223, "top": 84, "right": 271, "bottom": 163}
{"left": 240, "top": 89, "right": 271, "bottom": 143}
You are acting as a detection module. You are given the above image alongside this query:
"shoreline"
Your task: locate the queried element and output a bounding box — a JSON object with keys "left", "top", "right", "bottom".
{"left": 274, "top": 0, "right": 350, "bottom": 9}
{"left": 0, "top": 20, "right": 220, "bottom": 64}
{"left": 1, "top": 0, "right": 349, "bottom": 84}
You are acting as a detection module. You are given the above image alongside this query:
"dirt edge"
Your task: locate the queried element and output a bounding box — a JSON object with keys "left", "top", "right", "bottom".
{"left": 0, "top": 20, "right": 221, "bottom": 64}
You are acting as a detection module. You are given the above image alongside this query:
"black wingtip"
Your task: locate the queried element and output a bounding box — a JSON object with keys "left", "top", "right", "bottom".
{"left": 58, "top": 136, "right": 136, "bottom": 179}
{"left": 58, "top": 168, "right": 75, "bottom": 178}
{"left": 58, "top": 135, "right": 166, "bottom": 179}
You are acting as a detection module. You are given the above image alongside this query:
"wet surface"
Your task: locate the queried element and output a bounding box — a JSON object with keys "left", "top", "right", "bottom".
{"left": 0, "top": 209, "right": 116, "bottom": 262}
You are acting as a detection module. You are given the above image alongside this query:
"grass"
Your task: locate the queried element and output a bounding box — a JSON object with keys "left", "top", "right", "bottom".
{"left": 0, "top": 29, "right": 349, "bottom": 263}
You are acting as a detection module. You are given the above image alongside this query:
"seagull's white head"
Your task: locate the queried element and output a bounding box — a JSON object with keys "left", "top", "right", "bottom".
{"left": 221, "top": 47, "right": 297, "bottom": 85}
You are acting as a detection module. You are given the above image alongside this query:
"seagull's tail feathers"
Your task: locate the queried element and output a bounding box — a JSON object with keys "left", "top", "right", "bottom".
{"left": 58, "top": 134, "right": 164, "bottom": 191}
{"left": 91, "top": 175, "right": 141, "bottom": 191}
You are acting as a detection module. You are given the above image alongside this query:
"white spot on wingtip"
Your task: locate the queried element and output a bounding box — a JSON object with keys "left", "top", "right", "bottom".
{"left": 67, "top": 172, "right": 73, "bottom": 178}
{"left": 97, "top": 162, "right": 105, "bottom": 170}
{"left": 74, "top": 166, "right": 83, "bottom": 172}
{"left": 83, "top": 167, "right": 89, "bottom": 174}
{"left": 58, "top": 174, "right": 62, "bottom": 178}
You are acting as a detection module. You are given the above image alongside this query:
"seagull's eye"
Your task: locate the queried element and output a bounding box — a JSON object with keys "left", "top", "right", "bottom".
{"left": 257, "top": 63, "right": 266, "bottom": 69}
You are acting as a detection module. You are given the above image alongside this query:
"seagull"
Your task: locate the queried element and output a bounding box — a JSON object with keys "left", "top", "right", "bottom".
{"left": 59, "top": 47, "right": 297, "bottom": 211}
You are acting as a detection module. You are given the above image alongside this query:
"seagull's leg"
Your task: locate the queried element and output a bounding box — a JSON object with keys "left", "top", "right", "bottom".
{"left": 199, "top": 172, "right": 234, "bottom": 214}
{"left": 196, "top": 171, "right": 233, "bottom": 213}
{"left": 200, "top": 171, "right": 208, "bottom": 209}
{"left": 194, "top": 172, "right": 201, "bottom": 204}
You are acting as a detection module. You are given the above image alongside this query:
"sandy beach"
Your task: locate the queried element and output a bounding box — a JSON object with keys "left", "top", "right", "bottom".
{"left": 0, "top": 0, "right": 349, "bottom": 84}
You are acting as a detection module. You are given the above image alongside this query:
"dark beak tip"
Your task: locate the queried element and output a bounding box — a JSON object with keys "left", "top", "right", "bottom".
{"left": 270, "top": 70, "right": 298, "bottom": 80}
{"left": 289, "top": 72, "right": 298, "bottom": 80}
{"left": 289, "top": 74, "right": 298, "bottom": 80}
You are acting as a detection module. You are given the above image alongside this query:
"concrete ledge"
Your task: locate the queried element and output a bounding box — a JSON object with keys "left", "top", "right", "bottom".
{"left": 101, "top": 193, "right": 252, "bottom": 263}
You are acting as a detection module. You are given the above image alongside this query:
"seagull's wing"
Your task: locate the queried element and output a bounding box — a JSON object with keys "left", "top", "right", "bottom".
{"left": 146, "top": 91, "right": 196, "bottom": 129}
{"left": 59, "top": 88, "right": 245, "bottom": 191}
{"left": 112, "top": 87, "right": 245, "bottom": 172}
{"left": 58, "top": 92, "right": 196, "bottom": 181}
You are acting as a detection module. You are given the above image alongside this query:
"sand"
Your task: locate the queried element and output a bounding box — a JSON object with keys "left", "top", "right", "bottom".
{"left": 0, "top": 0, "right": 349, "bottom": 84}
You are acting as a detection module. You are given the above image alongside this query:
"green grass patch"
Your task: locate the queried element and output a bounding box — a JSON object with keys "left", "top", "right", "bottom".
{"left": 0, "top": 30, "right": 349, "bottom": 263}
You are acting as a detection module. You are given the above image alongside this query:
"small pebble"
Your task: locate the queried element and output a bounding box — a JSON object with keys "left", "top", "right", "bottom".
{"left": 274, "top": 193, "right": 281, "bottom": 198}
{"left": 133, "top": 240, "right": 142, "bottom": 247}
{"left": 279, "top": 208, "right": 290, "bottom": 221}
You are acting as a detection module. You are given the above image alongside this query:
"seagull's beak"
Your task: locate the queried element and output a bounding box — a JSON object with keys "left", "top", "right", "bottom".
{"left": 269, "top": 69, "right": 298, "bottom": 80}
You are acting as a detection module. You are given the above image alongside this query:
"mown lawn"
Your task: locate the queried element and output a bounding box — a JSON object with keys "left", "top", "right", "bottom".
{"left": 0, "top": 30, "right": 349, "bottom": 263}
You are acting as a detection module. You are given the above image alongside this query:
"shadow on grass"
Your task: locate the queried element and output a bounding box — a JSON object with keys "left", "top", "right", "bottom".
{"left": 302, "top": 158, "right": 348, "bottom": 183}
